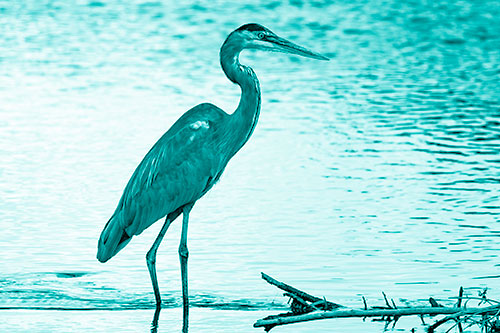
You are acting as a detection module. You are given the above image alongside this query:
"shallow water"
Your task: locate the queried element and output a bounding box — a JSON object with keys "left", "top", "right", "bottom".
{"left": 1, "top": 0, "right": 499, "bottom": 332}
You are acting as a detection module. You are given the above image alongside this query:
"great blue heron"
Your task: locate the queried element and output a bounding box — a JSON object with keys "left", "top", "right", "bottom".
{"left": 97, "top": 23, "right": 328, "bottom": 330}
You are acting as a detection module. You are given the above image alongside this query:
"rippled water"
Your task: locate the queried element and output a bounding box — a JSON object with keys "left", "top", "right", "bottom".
{"left": 1, "top": 0, "right": 499, "bottom": 332}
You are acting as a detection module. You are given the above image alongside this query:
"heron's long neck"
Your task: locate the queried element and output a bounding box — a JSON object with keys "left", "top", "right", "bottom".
{"left": 220, "top": 41, "right": 261, "bottom": 156}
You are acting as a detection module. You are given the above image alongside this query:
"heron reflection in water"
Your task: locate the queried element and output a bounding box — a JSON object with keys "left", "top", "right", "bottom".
{"left": 97, "top": 23, "right": 328, "bottom": 331}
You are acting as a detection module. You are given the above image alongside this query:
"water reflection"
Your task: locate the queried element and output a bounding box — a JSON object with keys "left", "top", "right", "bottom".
{"left": 0, "top": 272, "right": 283, "bottom": 312}
{"left": 151, "top": 307, "right": 160, "bottom": 333}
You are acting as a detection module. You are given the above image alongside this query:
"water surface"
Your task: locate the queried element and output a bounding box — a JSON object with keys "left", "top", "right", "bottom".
{"left": 1, "top": 0, "right": 499, "bottom": 332}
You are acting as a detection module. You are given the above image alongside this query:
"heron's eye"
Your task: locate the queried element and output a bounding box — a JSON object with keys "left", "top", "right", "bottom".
{"left": 257, "top": 32, "right": 265, "bottom": 39}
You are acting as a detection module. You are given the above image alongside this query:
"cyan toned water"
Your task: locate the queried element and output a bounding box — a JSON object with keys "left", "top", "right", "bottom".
{"left": 1, "top": 0, "right": 499, "bottom": 332}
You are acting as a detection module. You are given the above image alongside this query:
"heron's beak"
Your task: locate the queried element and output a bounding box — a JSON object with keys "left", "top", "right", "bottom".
{"left": 265, "top": 35, "right": 329, "bottom": 61}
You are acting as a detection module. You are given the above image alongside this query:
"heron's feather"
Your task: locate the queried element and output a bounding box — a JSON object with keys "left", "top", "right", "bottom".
{"left": 105, "top": 103, "right": 231, "bottom": 245}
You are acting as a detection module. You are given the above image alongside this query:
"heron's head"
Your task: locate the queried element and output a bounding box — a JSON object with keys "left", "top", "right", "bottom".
{"left": 228, "top": 23, "right": 329, "bottom": 61}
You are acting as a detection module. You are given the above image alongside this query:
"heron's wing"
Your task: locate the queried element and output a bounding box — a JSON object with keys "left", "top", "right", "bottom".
{"left": 115, "top": 103, "right": 229, "bottom": 236}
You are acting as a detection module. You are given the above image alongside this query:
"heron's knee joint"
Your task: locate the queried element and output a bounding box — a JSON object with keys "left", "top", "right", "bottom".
{"left": 178, "top": 246, "right": 189, "bottom": 259}
{"left": 146, "top": 250, "right": 156, "bottom": 264}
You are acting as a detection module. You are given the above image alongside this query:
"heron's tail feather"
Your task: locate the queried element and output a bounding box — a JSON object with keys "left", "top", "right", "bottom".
{"left": 97, "top": 213, "right": 132, "bottom": 263}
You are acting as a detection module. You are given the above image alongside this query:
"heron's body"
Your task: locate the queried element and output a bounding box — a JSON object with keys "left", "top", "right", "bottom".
{"left": 98, "top": 99, "right": 256, "bottom": 260}
{"left": 97, "top": 23, "right": 327, "bottom": 331}
{"left": 97, "top": 62, "right": 261, "bottom": 262}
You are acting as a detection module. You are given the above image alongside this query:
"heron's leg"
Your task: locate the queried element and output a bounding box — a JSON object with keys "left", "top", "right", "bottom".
{"left": 179, "top": 203, "right": 194, "bottom": 333}
{"left": 146, "top": 210, "right": 181, "bottom": 307}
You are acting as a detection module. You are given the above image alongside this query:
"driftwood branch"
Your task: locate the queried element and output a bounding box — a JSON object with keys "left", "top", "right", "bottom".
{"left": 254, "top": 273, "right": 500, "bottom": 332}
{"left": 255, "top": 305, "right": 500, "bottom": 329}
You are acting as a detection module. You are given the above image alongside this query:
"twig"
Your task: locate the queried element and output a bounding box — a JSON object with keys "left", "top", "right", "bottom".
{"left": 456, "top": 287, "right": 463, "bottom": 308}
{"left": 382, "top": 292, "right": 391, "bottom": 308}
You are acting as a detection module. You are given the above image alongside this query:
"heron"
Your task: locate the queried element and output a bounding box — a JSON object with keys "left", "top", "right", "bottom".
{"left": 97, "top": 23, "right": 328, "bottom": 330}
